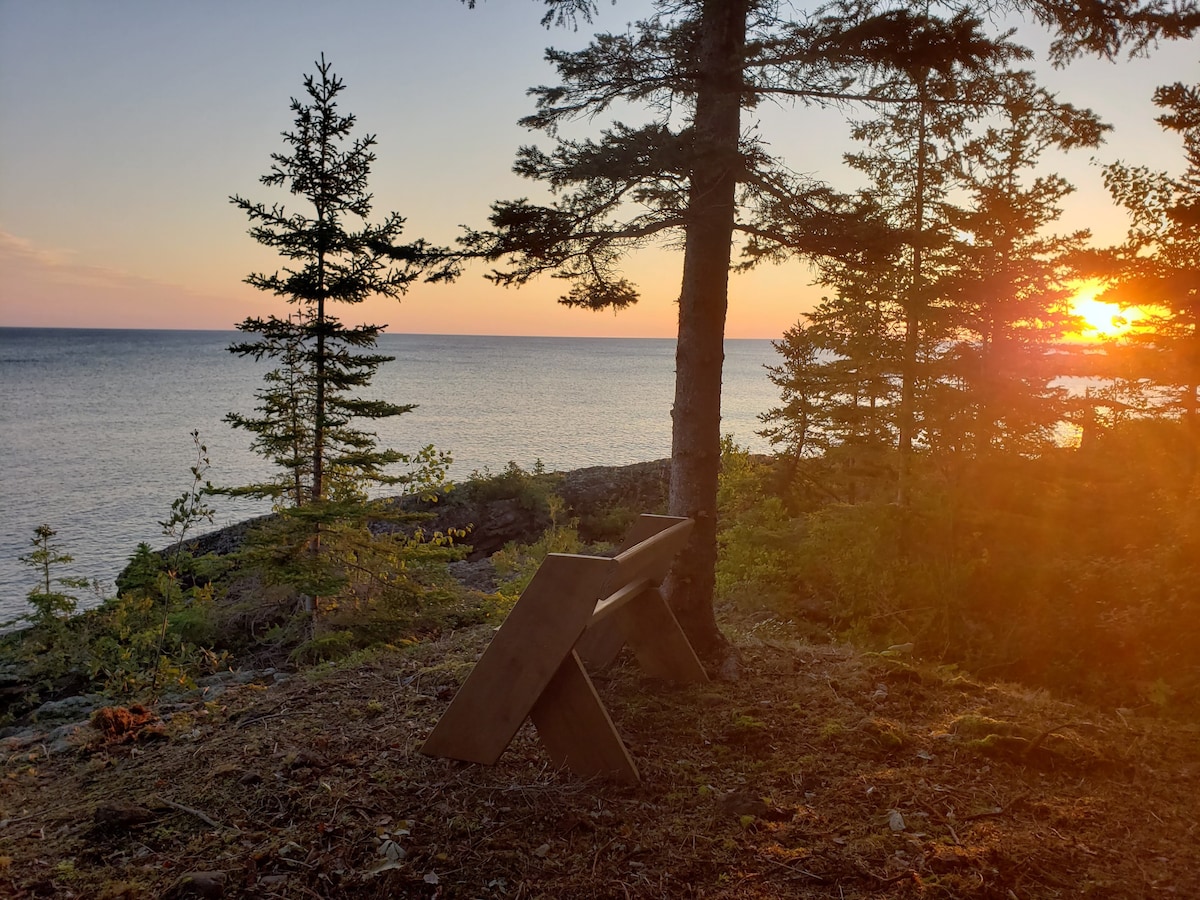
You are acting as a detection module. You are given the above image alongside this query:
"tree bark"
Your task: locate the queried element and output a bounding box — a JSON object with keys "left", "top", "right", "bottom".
{"left": 664, "top": 0, "right": 748, "bottom": 663}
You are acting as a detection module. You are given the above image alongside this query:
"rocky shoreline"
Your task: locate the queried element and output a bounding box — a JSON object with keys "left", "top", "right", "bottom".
{"left": 182, "top": 457, "right": 672, "bottom": 560}
{"left": 1, "top": 459, "right": 675, "bottom": 753}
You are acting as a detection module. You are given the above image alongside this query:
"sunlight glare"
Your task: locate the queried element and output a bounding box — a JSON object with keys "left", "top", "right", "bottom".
{"left": 1068, "top": 281, "right": 1143, "bottom": 340}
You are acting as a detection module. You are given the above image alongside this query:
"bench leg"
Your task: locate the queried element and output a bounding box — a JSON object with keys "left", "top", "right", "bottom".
{"left": 618, "top": 587, "right": 709, "bottom": 682}
{"left": 420, "top": 554, "right": 616, "bottom": 765}
{"left": 529, "top": 651, "right": 639, "bottom": 782}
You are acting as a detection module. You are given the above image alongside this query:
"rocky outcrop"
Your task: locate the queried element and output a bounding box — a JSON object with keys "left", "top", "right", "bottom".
{"left": 182, "top": 459, "right": 672, "bottom": 562}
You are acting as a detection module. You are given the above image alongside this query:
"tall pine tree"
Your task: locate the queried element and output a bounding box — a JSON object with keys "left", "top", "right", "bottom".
{"left": 944, "top": 71, "right": 1105, "bottom": 457}
{"left": 228, "top": 56, "right": 452, "bottom": 612}
{"left": 228, "top": 55, "right": 447, "bottom": 508}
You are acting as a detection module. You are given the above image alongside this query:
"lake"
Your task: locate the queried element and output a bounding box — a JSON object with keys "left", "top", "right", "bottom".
{"left": 0, "top": 328, "right": 780, "bottom": 618}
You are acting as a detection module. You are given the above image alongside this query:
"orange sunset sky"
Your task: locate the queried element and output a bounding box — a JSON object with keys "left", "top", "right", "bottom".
{"left": 1, "top": 1, "right": 1195, "bottom": 339}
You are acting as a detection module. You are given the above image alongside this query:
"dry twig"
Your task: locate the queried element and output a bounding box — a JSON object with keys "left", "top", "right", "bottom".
{"left": 155, "top": 795, "right": 238, "bottom": 832}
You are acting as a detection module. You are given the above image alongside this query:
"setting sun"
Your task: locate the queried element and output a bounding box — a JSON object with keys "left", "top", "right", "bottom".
{"left": 1067, "top": 280, "right": 1144, "bottom": 340}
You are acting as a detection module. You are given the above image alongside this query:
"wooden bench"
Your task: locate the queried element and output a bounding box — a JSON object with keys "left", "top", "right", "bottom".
{"left": 420, "top": 514, "right": 707, "bottom": 782}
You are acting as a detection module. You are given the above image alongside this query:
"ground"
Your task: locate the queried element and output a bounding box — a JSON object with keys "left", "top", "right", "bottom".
{"left": 1, "top": 616, "right": 1196, "bottom": 899}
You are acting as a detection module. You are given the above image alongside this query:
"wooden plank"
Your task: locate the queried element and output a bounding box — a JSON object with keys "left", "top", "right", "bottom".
{"left": 590, "top": 578, "right": 652, "bottom": 624}
{"left": 610, "top": 516, "right": 694, "bottom": 588}
{"left": 420, "top": 554, "right": 615, "bottom": 765}
{"left": 573, "top": 617, "right": 626, "bottom": 670}
{"left": 617, "top": 586, "right": 709, "bottom": 682}
{"left": 615, "top": 514, "right": 689, "bottom": 552}
{"left": 576, "top": 516, "right": 693, "bottom": 671}
{"left": 529, "top": 651, "right": 639, "bottom": 782}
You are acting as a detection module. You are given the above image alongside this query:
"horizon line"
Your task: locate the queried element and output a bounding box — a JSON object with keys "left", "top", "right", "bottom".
{"left": 0, "top": 324, "right": 778, "bottom": 341}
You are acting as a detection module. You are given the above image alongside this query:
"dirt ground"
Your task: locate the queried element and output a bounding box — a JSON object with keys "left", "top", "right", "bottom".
{"left": 2, "top": 618, "right": 1197, "bottom": 899}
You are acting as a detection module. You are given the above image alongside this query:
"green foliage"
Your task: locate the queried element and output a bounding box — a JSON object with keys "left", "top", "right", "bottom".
{"left": 83, "top": 540, "right": 231, "bottom": 697}
{"left": 464, "top": 460, "right": 560, "bottom": 512}
{"left": 715, "top": 440, "right": 806, "bottom": 612}
{"left": 284, "top": 566, "right": 508, "bottom": 667}
{"left": 3, "top": 525, "right": 95, "bottom": 698}
{"left": 232, "top": 488, "right": 464, "bottom": 616}
{"left": 17, "top": 524, "right": 87, "bottom": 631}
{"left": 1, "top": 439, "right": 236, "bottom": 701}
{"left": 161, "top": 431, "right": 216, "bottom": 559}
{"left": 116, "top": 543, "right": 164, "bottom": 596}
{"left": 491, "top": 493, "right": 585, "bottom": 599}
{"left": 290, "top": 629, "right": 357, "bottom": 666}
{"left": 148, "top": 431, "right": 222, "bottom": 694}
{"left": 576, "top": 502, "right": 644, "bottom": 543}
{"left": 219, "top": 475, "right": 483, "bottom": 668}
{"left": 167, "top": 599, "right": 223, "bottom": 648}
{"left": 716, "top": 417, "right": 1200, "bottom": 707}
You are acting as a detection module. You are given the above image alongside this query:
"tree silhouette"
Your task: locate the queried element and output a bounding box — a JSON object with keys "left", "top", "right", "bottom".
{"left": 1102, "top": 78, "right": 1200, "bottom": 440}
{"left": 229, "top": 55, "right": 447, "bottom": 507}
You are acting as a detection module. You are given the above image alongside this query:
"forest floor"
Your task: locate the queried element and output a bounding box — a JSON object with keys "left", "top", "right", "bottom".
{"left": 1, "top": 613, "right": 1197, "bottom": 899}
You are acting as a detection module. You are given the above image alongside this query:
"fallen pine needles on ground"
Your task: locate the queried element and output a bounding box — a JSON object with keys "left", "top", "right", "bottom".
{"left": 2, "top": 618, "right": 1197, "bottom": 899}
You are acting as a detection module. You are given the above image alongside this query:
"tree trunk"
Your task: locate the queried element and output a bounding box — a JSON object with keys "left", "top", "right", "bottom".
{"left": 664, "top": 0, "right": 748, "bottom": 663}
{"left": 897, "top": 74, "right": 931, "bottom": 507}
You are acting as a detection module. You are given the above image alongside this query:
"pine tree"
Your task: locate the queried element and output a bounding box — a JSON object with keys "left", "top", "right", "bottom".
{"left": 1102, "top": 78, "right": 1200, "bottom": 440}
{"left": 228, "top": 55, "right": 448, "bottom": 508}
{"left": 226, "top": 313, "right": 319, "bottom": 507}
{"left": 944, "top": 71, "right": 1104, "bottom": 456}
{"left": 228, "top": 56, "right": 452, "bottom": 612}
{"left": 833, "top": 14, "right": 1022, "bottom": 498}
{"left": 763, "top": 262, "right": 906, "bottom": 503}
{"left": 766, "top": 65, "right": 1105, "bottom": 487}
{"left": 19, "top": 524, "right": 87, "bottom": 630}
{"left": 464, "top": 1, "right": 903, "bottom": 658}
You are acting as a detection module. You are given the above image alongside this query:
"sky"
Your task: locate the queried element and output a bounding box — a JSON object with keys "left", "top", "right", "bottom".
{"left": 0, "top": 0, "right": 1196, "bottom": 339}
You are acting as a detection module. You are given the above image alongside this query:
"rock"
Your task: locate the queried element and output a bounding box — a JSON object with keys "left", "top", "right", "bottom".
{"left": 31, "top": 694, "right": 105, "bottom": 722}
{"left": 284, "top": 748, "right": 331, "bottom": 770}
{"left": 0, "top": 726, "right": 40, "bottom": 750}
{"left": 447, "top": 558, "right": 497, "bottom": 592}
{"left": 718, "top": 653, "right": 742, "bottom": 682}
{"left": 714, "top": 790, "right": 792, "bottom": 821}
{"left": 47, "top": 721, "right": 85, "bottom": 754}
{"left": 164, "top": 870, "right": 228, "bottom": 899}
{"left": 557, "top": 460, "right": 672, "bottom": 535}
{"left": 0, "top": 666, "right": 25, "bottom": 690}
{"left": 714, "top": 791, "right": 760, "bottom": 818}
{"left": 168, "top": 459, "right": 674, "bottom": 565}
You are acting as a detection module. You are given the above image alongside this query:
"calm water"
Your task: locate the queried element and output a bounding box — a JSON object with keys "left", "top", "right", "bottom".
{"left": 0, "top": 328, "right": 778, "bottom": 619}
